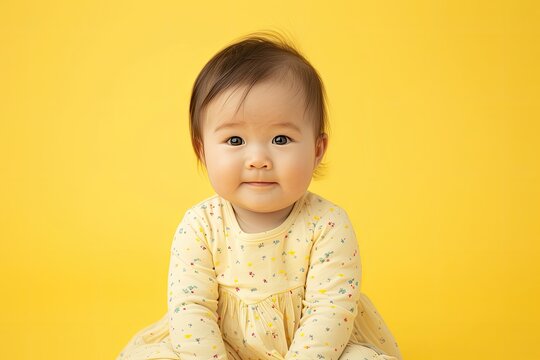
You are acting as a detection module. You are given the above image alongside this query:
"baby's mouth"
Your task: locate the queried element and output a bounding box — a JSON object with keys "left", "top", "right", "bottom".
{"left": 243, "top": 182, "right": 276, "bottom": 186}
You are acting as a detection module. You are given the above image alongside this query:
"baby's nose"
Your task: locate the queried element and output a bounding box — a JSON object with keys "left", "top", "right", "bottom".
{"left": 245, "top": 148, "right": 273, "bottom": 169}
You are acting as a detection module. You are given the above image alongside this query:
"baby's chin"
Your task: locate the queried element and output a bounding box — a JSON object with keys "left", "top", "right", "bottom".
{"left": 234, "top": 196, "right": 303, "bottom": 214}
{"left": 223, "top": 195, "right": 287, "bottom": 213}
{"left": 232, "top": 200, "right": 293, "bottom": 214}
{"left": 215, "top": 185, "right": 306, "bottom": 213}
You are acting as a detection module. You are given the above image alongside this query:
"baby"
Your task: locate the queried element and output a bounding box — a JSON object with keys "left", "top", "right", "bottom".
{"left": 117, "top": 32, "right": 402, "bottom": 360}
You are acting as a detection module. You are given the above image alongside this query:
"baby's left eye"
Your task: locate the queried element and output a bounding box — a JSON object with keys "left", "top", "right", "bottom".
{"left": 272, "top": 135, "right": 291, "bottom": 145}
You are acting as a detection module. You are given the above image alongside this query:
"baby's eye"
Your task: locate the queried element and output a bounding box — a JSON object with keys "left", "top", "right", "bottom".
{"left": 272, "top": 135, "right": 291, "bottom": 145}
{"left": 226, "top": 136, "right": 244, "bottom": 146}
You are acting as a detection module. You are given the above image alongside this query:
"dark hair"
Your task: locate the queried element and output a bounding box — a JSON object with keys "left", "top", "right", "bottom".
{"left": 189, "top": 30, "right": 329, "bottom": 176}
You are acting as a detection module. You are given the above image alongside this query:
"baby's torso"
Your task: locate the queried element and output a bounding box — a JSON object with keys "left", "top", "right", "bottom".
{"left": 213, "top": 230, "right": 313, "bottom": 301}
{"left": 200, "top": 195, "right": 319, "bottom": 304}
{"left": 183, "top": 192, "right": 352, "bottom": 358}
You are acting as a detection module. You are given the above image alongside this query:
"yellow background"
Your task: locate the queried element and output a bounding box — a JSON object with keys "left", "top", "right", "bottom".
{"left": 1, "top": 1, "right": 538, "bottom": 359}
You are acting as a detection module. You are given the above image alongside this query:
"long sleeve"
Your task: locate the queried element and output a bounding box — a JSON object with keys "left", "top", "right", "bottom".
{"left": 285, "top": 208, "right": 362, "bottom": 360}
{"left": 167, "top": 208, "right": 228, "bottom": 359}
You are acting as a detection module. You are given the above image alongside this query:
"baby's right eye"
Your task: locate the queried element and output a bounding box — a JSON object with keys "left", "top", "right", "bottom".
{"left": 226, "top": 136, "right": 244, "bottom": 146}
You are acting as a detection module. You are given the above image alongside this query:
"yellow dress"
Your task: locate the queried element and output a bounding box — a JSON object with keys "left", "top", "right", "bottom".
{"left": 117, "top": 192, "right": 402, "bottom": 360}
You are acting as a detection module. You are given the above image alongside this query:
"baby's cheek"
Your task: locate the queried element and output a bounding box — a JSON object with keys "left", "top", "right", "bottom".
{"left": 206, "top": 156, "right": 237, "bottom": 189}
{"left": 283, "top": 156, "right": 314, "bottom": 183}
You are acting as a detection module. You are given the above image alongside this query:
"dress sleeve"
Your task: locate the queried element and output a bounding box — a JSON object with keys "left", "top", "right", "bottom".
{"left": 284, "top": 209, "right": 362, "bottom": 360}
{"left": 167, "top": 209, "right": 228, "bottom": 359}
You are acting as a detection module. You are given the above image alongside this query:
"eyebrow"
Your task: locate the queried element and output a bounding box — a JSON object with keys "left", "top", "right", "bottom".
{"left": 213, "top": 121, "right": 302, "bottom": 133}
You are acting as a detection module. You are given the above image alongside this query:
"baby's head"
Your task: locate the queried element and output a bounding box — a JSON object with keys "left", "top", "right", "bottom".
{"left": 189, "top": 32, "right": 329, "bottom": 215}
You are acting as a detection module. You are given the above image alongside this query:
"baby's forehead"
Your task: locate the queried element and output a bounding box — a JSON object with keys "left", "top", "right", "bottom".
{"left": 206, "top": 84, "right": 312, "bottom": 127}
{"left": 210, "top": 78, "right": 308, "bottom": 113}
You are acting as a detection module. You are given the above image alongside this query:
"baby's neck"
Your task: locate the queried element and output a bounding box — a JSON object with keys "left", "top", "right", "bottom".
{"left": 231, "top": 203, "right": 295, "bottom": 233}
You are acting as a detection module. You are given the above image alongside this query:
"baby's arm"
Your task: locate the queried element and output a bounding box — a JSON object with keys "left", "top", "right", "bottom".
{"left": 167, "top": 209, "right": 228, "bottom": 359}
{"left": 285, "top": 209, "right": 362, "bottom": 360}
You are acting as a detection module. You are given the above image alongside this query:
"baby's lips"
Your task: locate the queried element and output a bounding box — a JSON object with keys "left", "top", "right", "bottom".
{"left": 242, "top": 181, "right": 277, "bottom": 186}
{"left": 243, "top": 180, "right": 276, "bottom": 183}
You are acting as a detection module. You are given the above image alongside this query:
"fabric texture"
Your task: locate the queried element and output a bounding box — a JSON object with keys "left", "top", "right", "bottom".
{"left": 117, "top": 191, "right": 402, "bottom": 360}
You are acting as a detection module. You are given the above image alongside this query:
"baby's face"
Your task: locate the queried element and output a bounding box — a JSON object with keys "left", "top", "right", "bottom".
{"left": 201, "top": 78, "right": 326, "bottom": 214}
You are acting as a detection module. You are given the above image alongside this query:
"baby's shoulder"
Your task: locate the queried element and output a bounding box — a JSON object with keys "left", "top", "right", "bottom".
{"left": 303, "top": 191, "right": 351, "bottom": 223}
{"left": 189, "top": 193, "right": 224, "bottom": 212}
{"left": 179, "top": 194, "right": 226, "bottom": 224}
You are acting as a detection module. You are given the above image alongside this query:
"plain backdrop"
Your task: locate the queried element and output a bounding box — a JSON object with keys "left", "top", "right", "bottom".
{"left": 1, "top": 1, "right": 539, "bottom": 359}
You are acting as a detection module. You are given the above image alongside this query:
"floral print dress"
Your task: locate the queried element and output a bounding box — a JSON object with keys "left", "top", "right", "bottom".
{"left": 117, "top": 191, "right": 402, "bottom": 360}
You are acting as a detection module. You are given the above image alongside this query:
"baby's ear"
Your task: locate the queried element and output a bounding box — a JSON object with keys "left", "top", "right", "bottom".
{"left": 314, "top": 133, "right": 328, "bottom": 166}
